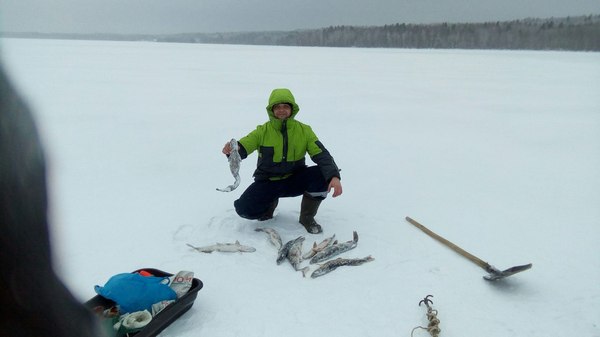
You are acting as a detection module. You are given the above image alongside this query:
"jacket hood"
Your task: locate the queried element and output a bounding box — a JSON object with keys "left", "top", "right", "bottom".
{"left": 266, "top": 88, "right": 300, "bottom": 120}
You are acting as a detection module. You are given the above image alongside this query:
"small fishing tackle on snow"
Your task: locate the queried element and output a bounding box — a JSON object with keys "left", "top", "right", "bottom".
{"left": 411, "top": 295, "right": 441, "bottom": 337}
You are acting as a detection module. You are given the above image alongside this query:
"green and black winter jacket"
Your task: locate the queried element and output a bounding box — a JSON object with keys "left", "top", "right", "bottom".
{"left": 238, "top": 88, "right": 341, "bottom": 182}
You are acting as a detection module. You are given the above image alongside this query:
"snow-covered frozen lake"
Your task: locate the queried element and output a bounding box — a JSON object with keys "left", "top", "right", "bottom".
{"left": 1, "top": 38, "right": 599, "bottom": 337}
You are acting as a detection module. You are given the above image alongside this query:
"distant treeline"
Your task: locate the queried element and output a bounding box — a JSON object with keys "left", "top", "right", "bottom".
{"left": 3, "top": 15, "right": 600, "bottom": 51}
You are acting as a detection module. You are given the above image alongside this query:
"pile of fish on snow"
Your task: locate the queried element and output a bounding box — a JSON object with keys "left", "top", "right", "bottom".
{"left": 187, "top": 229, "right": 374, "bottom": 278}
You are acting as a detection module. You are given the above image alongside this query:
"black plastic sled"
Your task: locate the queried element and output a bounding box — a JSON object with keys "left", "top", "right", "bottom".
{"left": 85, "top": 268, "right": 203, "bottom": 337}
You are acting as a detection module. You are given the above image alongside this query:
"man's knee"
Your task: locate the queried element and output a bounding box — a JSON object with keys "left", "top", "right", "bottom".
{"left": 303, "top": 166, "right": 328, "bottom": 195}
{"left": 234, "top": 199, "right": 260, "bottom": 220}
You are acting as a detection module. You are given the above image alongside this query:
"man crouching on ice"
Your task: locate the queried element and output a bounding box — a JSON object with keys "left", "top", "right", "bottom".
{"left": 222, "top": 88, "right": 342, "bottom": 234}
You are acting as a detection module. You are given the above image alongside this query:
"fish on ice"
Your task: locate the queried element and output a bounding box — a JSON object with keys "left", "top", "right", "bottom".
{"left": 309, "top": 231, "right": 359, "bottom": 264}
{"left": 277, "top": 236, "right": 305, "bottom": 265}
{"left": 217, "top": 138, "right": 242, "bottom": 192}
{"left": 286, "top": 236, "right": 310, "bottom": 277}
{"left": 186, "top": 241, "right": 256, "bottom": 253}
{"left": 310, "top": 256, "right": 375, "bottom": 278}
{"left": 255, "top": 227, "right": 283, "bottom": 250}
{"left": 302, "top": 234, "right": 337, "bottom": 260}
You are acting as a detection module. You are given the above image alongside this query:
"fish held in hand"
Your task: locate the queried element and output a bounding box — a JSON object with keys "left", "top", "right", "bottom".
{"left": 217, "top": 138, "right": 242, "bottom": 192}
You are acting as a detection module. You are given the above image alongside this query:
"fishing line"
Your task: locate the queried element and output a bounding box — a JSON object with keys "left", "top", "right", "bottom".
{"left": 411, "top": 295, "right": 440, "bottom": 337}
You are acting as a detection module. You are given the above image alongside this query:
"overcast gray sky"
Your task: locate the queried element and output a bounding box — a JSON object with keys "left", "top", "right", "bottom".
{"left": 1, "top": 0, "right": 599, "bottom": 34}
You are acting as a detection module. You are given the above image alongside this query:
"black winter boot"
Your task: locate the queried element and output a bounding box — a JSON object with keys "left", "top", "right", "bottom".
{"left": 299, "top": 194, "right": 323, "bottom": 234}
{"left": 258, "top": 199, "right": 279, "bottom": 221}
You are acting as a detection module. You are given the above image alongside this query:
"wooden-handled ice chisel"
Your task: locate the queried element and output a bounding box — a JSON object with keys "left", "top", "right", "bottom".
{"left": 405, "top": 216, "right": 532, "bottom": 281}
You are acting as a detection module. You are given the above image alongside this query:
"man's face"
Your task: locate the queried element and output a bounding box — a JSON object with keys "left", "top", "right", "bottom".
{"left": 273, "top": 103, "right": 292, "bottom": 120}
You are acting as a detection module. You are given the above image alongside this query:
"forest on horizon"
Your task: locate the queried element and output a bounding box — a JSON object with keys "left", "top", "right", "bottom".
{"left": 3, "top": 14, "right": 599, "bottom": 51}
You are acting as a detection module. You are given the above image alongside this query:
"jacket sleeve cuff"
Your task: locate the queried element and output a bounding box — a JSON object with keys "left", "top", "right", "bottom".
{"left": 326, "top": 169, "right": 341, "bottom": 183}
{"left": 238, "top": 142, "right": 248, "bottom": 159}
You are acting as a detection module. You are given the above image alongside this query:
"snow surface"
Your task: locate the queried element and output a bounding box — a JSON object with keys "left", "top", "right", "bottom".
{"left": 1, "top": 38, "right": 599, "bottom": 337}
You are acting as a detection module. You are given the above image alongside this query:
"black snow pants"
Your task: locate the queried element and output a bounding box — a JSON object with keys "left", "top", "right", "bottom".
{"left": 234, "top": 166, "right": 328, "bottom": 220}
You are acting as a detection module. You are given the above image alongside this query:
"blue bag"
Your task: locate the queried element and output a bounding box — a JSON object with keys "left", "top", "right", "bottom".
{"left": 94, "top": 273, "right": 177, "bottom": 314}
